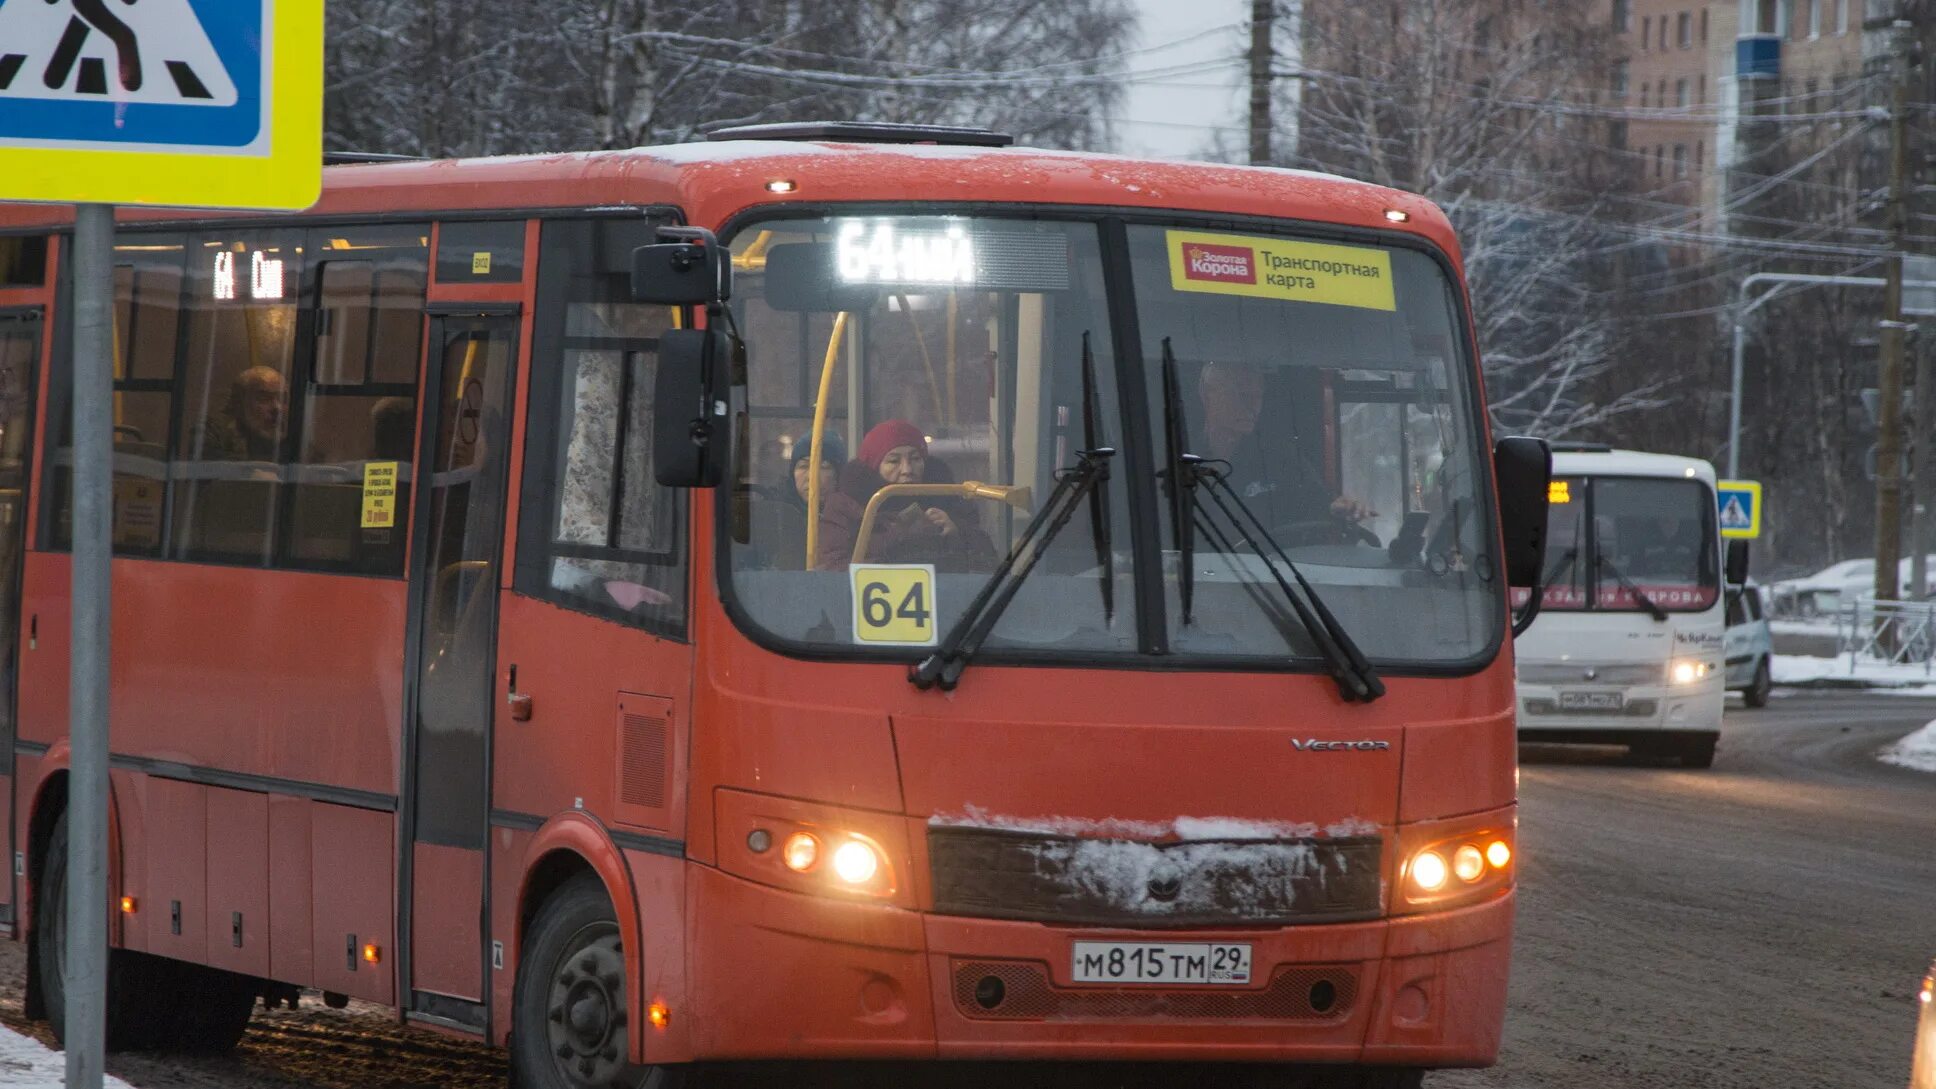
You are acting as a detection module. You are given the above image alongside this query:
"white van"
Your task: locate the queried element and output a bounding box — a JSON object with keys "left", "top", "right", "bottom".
{"left": 1515, "top": 446, "right": 1737, "bottom": 767}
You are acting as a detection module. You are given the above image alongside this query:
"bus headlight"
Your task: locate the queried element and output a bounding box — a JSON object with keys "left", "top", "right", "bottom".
{"left": 832, "top": 838, "right": 885, "bottom": 886}
{"left": 716, "top": 788, "right": 908, "bottom": 905}
{"left": 1395, "top": 807, "right": 1516, "bottom": 914}
{"left": 1669, "top": 659, "right": 1710, "bottom": 684}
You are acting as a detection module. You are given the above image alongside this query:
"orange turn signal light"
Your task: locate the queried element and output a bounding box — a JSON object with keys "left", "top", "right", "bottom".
{"left": 362, "top": 943, "right": 381, "bottom": 964}
{"left": 119, "top": 896, "right": 137, "bottom": 914}
{"left": 647, "top": 1002, "right": 671, "bottom": 1028}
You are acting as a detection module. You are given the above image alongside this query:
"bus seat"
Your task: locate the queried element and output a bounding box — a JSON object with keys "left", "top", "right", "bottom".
{"left": 178, "top": 478, "right": 278, "bottom": 562}
{"left": 288, "top": 483, "right": 366, "bottom": 563}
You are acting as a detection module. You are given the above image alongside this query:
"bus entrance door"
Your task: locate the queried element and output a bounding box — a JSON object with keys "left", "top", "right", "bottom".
{"left": 400, "top": 311, "right": 519, "bottom": 1030}
{"left": 0, "top": 310, "right": 37, "bottom": 929}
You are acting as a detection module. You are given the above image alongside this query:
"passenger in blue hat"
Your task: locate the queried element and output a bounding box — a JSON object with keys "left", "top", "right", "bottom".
{"left": 747, "top": 428, "right": 847, "bottom": 570}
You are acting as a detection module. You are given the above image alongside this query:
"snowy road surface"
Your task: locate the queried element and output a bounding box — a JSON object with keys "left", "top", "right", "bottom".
{"left": 0, "top": 692, "right": 1930, "bottom": 1088}
{"left": 1440, "top": 691, "right": 1936, "bottom": 1089}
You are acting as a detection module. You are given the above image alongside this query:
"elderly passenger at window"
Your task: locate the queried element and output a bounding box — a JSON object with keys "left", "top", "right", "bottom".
{"left": 814, "top": 418, "right": 995, "bottom": 572}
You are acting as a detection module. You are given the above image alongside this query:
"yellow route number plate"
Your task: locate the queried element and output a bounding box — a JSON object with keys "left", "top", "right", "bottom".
{"left": 850, "top": 564, "right": 938, "bottom": 646}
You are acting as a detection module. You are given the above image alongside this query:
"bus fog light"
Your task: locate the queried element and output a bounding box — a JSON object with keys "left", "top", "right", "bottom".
{"left": 782, "top": 832, "right": 820, "bottom": 872}
{"left": 1486, "top": 840, "right": 1512, "bottom": 870}
{"left": 1409, "top": 850, "right": 1449, "bottom": 892}
{"left": 1453, "top": 844, "right": 1485, "bottom": 883}
{"left": 832, "top": 839, "right": 882, "bottom": 885}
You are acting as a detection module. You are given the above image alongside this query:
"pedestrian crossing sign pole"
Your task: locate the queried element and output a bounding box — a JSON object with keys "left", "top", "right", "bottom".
{"left": 0, "top": 5, "right": 319, "bottom": 1087}
{"left": 1718, "top": 479, "right": 1763, "bottom": 540}
{"left": 0, "top": 0, "right": 321, "bottom": 208}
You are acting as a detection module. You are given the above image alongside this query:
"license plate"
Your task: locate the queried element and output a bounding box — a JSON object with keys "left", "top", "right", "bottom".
{"left": 1071, "top": 941, "right": 1252, "bottom": 985}
{"left": 1559, "top": 690, "right": 1623, "bottom": 711}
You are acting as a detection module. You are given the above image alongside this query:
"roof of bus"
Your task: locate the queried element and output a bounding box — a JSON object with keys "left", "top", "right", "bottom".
{"left": 0, "top": 140, "right": 1463, "bottom": 268}
{"left": 1550, "top": 448, "right": 1717, "bottom": 483}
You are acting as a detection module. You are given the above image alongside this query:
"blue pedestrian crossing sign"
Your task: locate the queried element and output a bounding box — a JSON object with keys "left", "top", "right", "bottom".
{"left": 0, "top": 0, "right": 320, "bottom": 209}
{"left": 1717, "top": 479, "right": 1762, "bottom": 540}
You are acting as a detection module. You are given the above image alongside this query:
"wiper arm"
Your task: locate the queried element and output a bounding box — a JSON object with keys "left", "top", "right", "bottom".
{"left": 911, "top": 335, "right": 1115, "bottom": 691}
{"left": 1596, "top": 553, "right": 1668, "bottom": 621}
{"left": 1191, "top": 457, "right": 1385, "bottom": 703}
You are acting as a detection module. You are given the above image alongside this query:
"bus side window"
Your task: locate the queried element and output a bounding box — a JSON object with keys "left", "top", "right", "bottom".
{"left": 514, "top": 218, "right": 687, "bottom": 634}
{"left": 0, "top": 235, "right": 47, "bottom": 287}
{"left": 282, "top": 228, "right": 427, "bottom": 575}
{"left": 170, "top": 229, "right": 305, "bottom": 566}
{"left": 47, "top": 235, "right": 187, "bottom": 555}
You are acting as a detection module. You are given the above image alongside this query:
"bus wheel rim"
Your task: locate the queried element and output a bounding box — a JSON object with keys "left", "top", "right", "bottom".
{"left": 546, "top": 922, "right": 626, "bottom": 1085}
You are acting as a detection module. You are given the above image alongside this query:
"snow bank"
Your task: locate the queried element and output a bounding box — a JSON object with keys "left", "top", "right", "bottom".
{"left": 1881, "top": 719, "right": 1936, "bottom": 773}
{"left": 1771, "top": 654, "right": 1936, "bottom": 693}
{"left": 0, "top": 1026, "right": 136, "bottom": 1088}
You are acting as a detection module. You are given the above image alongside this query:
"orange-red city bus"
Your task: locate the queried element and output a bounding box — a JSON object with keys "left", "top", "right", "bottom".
{"left": 0, "top": 123, "right": 1547, "bottom": 1088}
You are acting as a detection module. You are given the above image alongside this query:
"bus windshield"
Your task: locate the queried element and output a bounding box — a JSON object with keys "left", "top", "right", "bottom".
{"left": 1537, "top": 475, "right": 1718, "bottom": 612}
{"left": 723, "top": 211, "right": 1500, "bottom": 668}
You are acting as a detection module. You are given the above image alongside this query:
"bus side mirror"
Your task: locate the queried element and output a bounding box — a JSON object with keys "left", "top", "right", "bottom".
{"left": 654, "top": 329, "right": 734, "bottom": 488}
{"left": 632, "top": 238, "right": 731, "bottom": 306}
{"left": 1725, "top": 539, "right": 1750, "bottom": 585}
{"left": 1494, "top": 436, "right": 1552, "bottom": 588}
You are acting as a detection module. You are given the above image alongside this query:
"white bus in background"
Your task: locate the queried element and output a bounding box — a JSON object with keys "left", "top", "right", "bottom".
{"left": 1514, "top": 445, "right": 1747, "bottom": 768}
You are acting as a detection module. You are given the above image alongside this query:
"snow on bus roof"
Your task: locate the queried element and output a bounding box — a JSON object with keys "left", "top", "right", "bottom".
{"left": 1549, "top": 447, "right": 1717, "bottom": 481}
{"left": 470, "top": 139, "right": 1369, "bottom": 189}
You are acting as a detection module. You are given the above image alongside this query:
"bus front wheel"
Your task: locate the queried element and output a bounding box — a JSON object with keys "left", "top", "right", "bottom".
{"left": 37, "top": 811, "right": 255, "bottom": 1052}
{"left": 511, "top": 872, "right": 685, "bottom": 1089}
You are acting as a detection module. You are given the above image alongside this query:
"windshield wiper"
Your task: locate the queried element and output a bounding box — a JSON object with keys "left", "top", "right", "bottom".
{"left": 1152, "top": 351, "right": 1381, "bottom": 702}
{"left": 1188, "top": 457, "right": 1385, "bottom": 702}
{"left": 1543, "top": 546, "right": 1579, "bottom": 588}
{"left": 911, "top": 334, "right": 1115, "bottom": 691}
{"left": 1596, "top": 553, "right": 1668, "bottom": 621}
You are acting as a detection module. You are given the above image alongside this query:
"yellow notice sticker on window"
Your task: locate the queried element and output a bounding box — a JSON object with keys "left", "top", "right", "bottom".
{"left": 472, "top": 252, "right": 492, "bottom": 275}
{"left": 1166, "top": 230, "right": 1396, "bottom": 311}
{"left": 850, "top": 564, "right": 938, "bottom": 646}
{"left": 361, "top": 462, "right": 399, "bottom": 529}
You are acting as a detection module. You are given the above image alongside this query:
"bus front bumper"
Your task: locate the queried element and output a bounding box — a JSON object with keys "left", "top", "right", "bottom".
{"left": 683, "top": 864, "right": 1512, "bottom": 1067}
{"left": 1516, "top": 680, "right": 1722, "bottom": 737}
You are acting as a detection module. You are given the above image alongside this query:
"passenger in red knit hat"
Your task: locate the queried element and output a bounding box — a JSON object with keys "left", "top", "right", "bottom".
{"left": 813, "top": 419, "right": 996, "bottom": 571}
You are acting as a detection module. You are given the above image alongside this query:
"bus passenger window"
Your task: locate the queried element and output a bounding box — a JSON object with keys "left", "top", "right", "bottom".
{"left": 284, "top": 229, "right": 427, "bottom": 575}
{"left": 48, "top": 236, "right": 187, "bottom": 555}
{"left": 0, "top": 236, "right": 47, "bottom": 287}
{"left": 516, "top": 218, "right": 686, "bottom": 632}
{"left": 171, "top": 230, "right": 304, "bottom": 566}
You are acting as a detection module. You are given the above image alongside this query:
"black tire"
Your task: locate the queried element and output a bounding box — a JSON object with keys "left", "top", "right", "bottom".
{"left": 1680, "top": 734, "right": 1718, "bottom": 769}
{"left": 511, "top": 873, "right": 685, "bottom": 1089}
{"left": 37, "top": 812, "right": 255, "bottom": 1053}
{"left": 1742, "top": 657, "right": 1772, "bottom": 709}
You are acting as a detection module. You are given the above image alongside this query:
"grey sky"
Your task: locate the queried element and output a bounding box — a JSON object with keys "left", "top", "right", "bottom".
{"left": 1116, "top": 0, "right": 1248, "bottom": 159}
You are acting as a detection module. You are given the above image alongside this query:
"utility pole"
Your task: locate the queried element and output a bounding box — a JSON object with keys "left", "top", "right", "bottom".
{"left": 1873, "top": 12, "right": 1914, "bottom": 610}
{"left": 1249, "top": 0, "right": 1274, "bottom": 166}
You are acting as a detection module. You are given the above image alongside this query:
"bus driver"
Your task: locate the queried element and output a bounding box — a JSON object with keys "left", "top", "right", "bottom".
{"left": 1197, "top": 361, "right": 1373, "bottom": 535}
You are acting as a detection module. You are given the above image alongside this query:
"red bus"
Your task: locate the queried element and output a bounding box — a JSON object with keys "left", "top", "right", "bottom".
{"left": 0, "top": 122, "right": 1548, "bottom": 1088}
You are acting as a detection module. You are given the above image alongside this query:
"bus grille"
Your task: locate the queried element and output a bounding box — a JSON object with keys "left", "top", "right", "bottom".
{"left": 1516, "top": 661, "right": 1663, "bottom": 686}
{"left": 926, "top": 827, "right": 1382, "bottom": 927}
{"left": 951, "top": 960, "right": 1358, "bottom": 1021}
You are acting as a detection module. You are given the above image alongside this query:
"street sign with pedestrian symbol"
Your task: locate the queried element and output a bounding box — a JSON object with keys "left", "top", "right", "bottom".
{"left": 0, "top": 0, "right": 321, "bottom": 209}
{"left": 1717, "top": 479, "right": 1761, "bottom": 540}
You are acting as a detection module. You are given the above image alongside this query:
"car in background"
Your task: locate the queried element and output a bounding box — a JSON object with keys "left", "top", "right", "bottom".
{"left": 1913, "top": 958, "right": 1934, "bottom": 1089}
{"left": 1724, "top": 580, "right": 1773, "bottom": 708}
{"left": 1771, "top": 557, "right": 1936, "bottom": 618}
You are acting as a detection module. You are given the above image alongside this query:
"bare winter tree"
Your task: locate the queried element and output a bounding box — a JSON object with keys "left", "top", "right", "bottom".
{"left": 325, "top": 0, "right": 1135, "bottom": 157}
{"left": 1292, "top": 0, "right": 1667, "bottom": 438}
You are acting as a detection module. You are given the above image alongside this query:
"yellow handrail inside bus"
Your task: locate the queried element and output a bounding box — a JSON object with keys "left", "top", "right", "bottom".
{"left": 804, "top": 311, "right": 851, "bottom": 568}
{"left": 731, "top": 231, "right": 774, "bottom": 272}
{"left": 852, "top": 481, "right": 1032, "bottom": 563}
